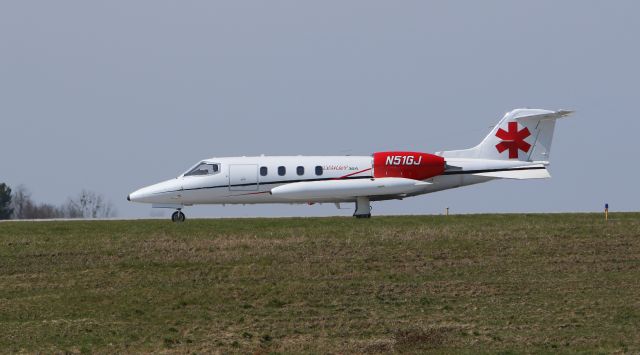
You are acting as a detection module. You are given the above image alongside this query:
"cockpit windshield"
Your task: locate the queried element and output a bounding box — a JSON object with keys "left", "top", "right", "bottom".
{"left": 184, "top": 162, "right": 220, "bottom": 177}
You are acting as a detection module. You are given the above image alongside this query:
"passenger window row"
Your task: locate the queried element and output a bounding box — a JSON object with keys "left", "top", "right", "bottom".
{"left": 260, "top": 165, "right": 323, "bottom": 177}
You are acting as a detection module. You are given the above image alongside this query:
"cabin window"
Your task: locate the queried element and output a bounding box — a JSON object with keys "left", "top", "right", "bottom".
{"left": 315, "top": 166, "right": 323, "bottom": 176}
{"left": 297, "top": 166, "right": 304, "bottom": 176}
{"left": 260, "top": 166, "right": 268, "bottom": 176}
{"left": 278, "top": 166, "right": 286, "bottom": 176}
{"left": 184, "top": 163, "right": 220, "bottom": 176}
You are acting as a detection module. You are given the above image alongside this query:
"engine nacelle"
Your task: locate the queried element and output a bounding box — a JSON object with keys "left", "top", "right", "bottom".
{"left": 373, "top": 151, "right": 445, "bottom": 180}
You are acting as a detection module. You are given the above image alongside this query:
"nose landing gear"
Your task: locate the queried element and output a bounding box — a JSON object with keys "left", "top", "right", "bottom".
{"left": 171, "top": 210, "right": 186, "bottom": 223}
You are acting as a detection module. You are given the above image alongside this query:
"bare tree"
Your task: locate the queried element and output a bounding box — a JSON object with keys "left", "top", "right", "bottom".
{"left": 22, "top": 203, "right": 64, "bottom": 219}
{"left": 61, "top": 200, "right": 83, "bottom": 218}
{"left": 10, "top": 185, "right": 63, "bottom": 219}
{"left": 8, "top": 185, "right": 115, "bottom": 220}
{"left": 67, "top": 190, "right": 116, "bottom": 218}
{"left": 10, "top": 184, "right": 31, "bottom": 219}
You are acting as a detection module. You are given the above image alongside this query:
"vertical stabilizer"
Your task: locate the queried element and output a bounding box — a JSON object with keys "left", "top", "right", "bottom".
{"left": 439, "top": 108, "right": 572, "bottom": 162}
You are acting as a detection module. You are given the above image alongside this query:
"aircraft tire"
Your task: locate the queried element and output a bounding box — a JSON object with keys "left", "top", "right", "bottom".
{"left": 171, "top": 211, "right": 186, "bottom": 223}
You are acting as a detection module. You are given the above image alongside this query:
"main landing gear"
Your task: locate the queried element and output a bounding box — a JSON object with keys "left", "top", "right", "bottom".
{"left": 353, "top": 196, "right": 372, "bottom": 219}
{"left": 171, "top": 210, "right": 186, "bottom": 223}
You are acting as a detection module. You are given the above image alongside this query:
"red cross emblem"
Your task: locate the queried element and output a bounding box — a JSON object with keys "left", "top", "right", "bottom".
{"left": 495, "top": 121, "right": 531, "bottom": 159}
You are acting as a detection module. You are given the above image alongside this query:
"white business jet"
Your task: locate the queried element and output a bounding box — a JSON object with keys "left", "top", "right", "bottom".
{"left": 128, "top": 108, "right": 571, "bottom": 222}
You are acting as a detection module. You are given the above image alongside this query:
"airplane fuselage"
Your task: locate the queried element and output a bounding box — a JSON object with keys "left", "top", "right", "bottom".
{"left": 128, "top": 154, "right": 544, "bottom": 206}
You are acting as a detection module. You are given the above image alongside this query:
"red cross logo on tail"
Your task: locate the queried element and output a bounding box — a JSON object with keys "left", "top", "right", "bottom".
{"left": 495, "top": 122, "right": 531, "bottom": 159}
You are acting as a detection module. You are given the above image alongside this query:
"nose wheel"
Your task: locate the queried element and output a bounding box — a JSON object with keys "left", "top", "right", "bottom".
{"left": 171, "top": 210, "right": 186, "bottom": 223}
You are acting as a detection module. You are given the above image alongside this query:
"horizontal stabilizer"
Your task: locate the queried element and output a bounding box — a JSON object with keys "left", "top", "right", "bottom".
{"left": 473, "top": 167, "right": 550, "bottom": 180}
{"left": 515, "top": 109, "right": 573, "bottom": 122}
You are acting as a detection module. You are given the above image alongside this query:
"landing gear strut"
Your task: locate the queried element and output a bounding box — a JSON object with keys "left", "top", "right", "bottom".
{"left": 171, "top": 210, "right": 186, "bottom": 223}
{"left": 353, "top": 196, "right": 371, "bottom": 218}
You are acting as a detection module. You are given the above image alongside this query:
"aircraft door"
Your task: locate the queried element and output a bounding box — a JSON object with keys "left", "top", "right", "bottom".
{"left": 229, "top": 164, "right": 259, "bottom": 191}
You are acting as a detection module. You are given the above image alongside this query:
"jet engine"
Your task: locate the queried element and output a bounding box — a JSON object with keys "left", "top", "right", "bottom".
{"left": 373, "top": 151, "right": 445, "bottom": 180}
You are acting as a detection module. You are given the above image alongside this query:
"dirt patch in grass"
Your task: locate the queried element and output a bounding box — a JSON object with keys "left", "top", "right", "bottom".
{"left": 394, "top": 325, "right": 458, "bottom": 350}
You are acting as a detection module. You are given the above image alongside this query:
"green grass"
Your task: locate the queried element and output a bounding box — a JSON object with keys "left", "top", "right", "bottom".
{"left": 1, "top": 213, "right": 639, "bottom": 353}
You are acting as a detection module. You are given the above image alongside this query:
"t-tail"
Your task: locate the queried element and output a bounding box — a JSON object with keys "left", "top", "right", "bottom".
{"left": 439, "top": 108, "right": 573, "bottom": 180}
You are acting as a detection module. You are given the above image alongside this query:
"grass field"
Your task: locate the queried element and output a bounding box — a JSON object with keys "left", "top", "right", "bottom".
{"left": 1, "top": 213, "right": 639, "bottom": 353}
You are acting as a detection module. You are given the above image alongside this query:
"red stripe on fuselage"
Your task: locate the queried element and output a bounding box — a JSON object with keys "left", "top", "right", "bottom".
{"left": 335, "top": 168, "right": 372, "bottom": 180}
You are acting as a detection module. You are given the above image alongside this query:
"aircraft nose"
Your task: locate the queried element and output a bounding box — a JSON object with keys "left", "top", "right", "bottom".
{"left": 128, "top": 179, "right": 183, "bottom": 204}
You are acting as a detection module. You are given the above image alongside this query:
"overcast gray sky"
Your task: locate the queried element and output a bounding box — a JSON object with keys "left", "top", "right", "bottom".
{"left": 1, "top": 1, "right": 638, "bottom": 218}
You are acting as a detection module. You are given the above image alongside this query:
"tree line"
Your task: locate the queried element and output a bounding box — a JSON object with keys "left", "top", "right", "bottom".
{"left": 0, "top": 183, "right": 116, "bottom": 220}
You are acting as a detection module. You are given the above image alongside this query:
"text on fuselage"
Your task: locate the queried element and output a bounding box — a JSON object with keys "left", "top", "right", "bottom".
{"left": 385, "top": 155, "right": 422, "bottom": 166}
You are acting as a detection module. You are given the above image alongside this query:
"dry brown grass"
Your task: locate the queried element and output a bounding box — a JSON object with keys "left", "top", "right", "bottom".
{"left": 1, "top": 213, "right": 639, "bottom": 353}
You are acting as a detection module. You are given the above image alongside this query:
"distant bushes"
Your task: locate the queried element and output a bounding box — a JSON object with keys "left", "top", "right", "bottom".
{"left": 0, "top": 183, "right": 116, "bottom": 220}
